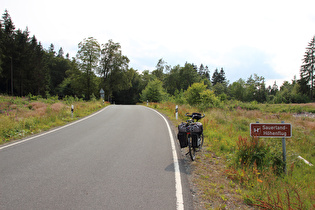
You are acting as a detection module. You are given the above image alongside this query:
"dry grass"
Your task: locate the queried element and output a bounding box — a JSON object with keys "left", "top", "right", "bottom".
{"left": 0, "top": 96, "right": 108, "bottom": 143}
{"left": 50, "top": 103, "right": 66, "bottom": 112}
{"left": 26, "top": 102, "right": 47, "bottom": 117}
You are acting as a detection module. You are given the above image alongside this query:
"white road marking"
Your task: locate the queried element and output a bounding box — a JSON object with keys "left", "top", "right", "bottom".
{"left": 0, "top": 106, "right": 111, "bottom": 151}
{"left": 1, "top": 105, "right": 185, "bottom": 209}
{"left": 146, "top": 107, "right": 184, "bottom": 210}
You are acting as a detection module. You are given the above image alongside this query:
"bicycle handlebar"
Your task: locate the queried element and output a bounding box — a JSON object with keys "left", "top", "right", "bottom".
{"left": 185, "top": 112, "right": 205, "bottom": 120}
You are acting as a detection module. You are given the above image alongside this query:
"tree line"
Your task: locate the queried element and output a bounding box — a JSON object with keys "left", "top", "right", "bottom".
{"left": 0, "top": 10, "right": 314, "bottom": 104}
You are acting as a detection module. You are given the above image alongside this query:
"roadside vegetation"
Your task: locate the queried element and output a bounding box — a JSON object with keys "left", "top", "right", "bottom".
{"left": 148, "top": 101, "right": 314, "bottom": 209}
{"left": 0, "top": 95, "right": 108, "bottom": 144}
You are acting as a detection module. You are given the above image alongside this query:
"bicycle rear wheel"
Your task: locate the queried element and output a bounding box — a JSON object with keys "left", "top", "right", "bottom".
{"left": 199, "top": 133, "right": 204, "bottom": 150}
{"left": 188, "top": 135, "right": 196, "bottom": 161}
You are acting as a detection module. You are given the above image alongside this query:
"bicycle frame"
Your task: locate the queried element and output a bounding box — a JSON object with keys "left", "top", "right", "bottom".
{"left": 184, "top": 113, "right": 205, "bottom": 161}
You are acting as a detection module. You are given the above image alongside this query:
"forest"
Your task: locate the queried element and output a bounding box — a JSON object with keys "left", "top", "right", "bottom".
{"left": 1, "top": 10, "right": 314, "bottom": 105}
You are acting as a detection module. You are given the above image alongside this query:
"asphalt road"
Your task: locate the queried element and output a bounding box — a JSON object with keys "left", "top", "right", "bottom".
{"left": 0, "top": 105, "right": 192, "bottom": 210}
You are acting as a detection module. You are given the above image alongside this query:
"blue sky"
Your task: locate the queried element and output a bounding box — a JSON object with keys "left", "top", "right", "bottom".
{"left": 1, "top": 0, "right": 315, "bottom": 87}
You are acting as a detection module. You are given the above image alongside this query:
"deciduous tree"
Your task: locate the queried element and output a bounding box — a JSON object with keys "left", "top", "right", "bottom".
{"left": 140, "top": 78, "right": 166, "bottom": 102}
{"left": 99, "top": 39, "right": 130, "bottom": 101}
{"left": 76, "top": 37, "right": 100, "bottom": 100}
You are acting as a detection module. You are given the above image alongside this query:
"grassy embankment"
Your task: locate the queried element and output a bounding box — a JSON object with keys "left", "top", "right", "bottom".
{"left": 149, "top": 101, "right": 314, "bottom": 209}
{"left": 0, "top": 95, "right": 109, "bottom": 144}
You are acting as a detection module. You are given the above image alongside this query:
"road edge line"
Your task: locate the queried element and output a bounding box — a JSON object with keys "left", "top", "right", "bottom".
{"left": 145, "top": 107, "right": 184, "bottom": 210}
{"left": 0, "top": 105, "right": 111, "bottom": 151}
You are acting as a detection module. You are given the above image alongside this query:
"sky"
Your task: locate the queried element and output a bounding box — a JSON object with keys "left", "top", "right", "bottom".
{"left": 1, "top": 0, "right": 315, "bottom": 87}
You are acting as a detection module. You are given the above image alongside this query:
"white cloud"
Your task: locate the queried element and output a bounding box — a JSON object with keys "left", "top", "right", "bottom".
{"left": 1, "top": 0, "right": 315, "bottom": 86}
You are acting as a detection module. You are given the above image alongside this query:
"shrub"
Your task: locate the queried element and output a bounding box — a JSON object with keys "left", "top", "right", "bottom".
{"left": 235, "top": 136, "right": 285, "bottom": 173}
{"left": 236, "top": 136, "right": 268, "bottom": 168}
{"left": 185, "top": 82, "right": 206, "bottom": 105}
{"left": 140, "top": 79, "right": 167, "bottom": 102}
{"left": 185, "top": 82, "right": 221, "bottom": 109}
{"left": 200, "top": 89, "right": 221, "bottom": 108}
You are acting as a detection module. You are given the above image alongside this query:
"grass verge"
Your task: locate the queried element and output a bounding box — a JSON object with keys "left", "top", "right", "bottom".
{"left": 147, "top": 101, "right": 315, "bottom": 209}
{"left": 0, "top": 95, "right": 109, "bottom": 144}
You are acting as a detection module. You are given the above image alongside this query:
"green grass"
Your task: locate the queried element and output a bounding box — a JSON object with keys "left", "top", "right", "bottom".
{"left": 149, "top": 101, "right": 315, "bottom": 209}
{"left": 0, "top": 95, "right": 109, "bottom": 144}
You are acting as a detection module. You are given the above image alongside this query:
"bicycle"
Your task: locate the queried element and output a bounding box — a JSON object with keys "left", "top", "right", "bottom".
{"left": 178, "top": 112, "right": 205, "bottom": 161}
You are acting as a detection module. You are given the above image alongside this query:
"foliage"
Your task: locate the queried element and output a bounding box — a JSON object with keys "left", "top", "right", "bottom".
{"left": 184, "top": 82, "right": 221, "bottom": 109}
{"left": 140, "top": 79, "right": 166, "bottom": 102}
{"left": 300, "top": 35, "right": 315, "bottom": 100}
{"left": 235, "top": 136, "right": 285, "bottom": 175}
{"left": 99, "top": 39, "right": 130, "bottom": 101}
{"left": 200, "top": 89, "right": 221, "bottom": 109}
{"left": 76, "top": 37, "right": 101, "bottom": 100}
{"left": 113, "top": 68, "right": 142, "bottom": 104}
{"left": 185, "top": 82, "right": 207, "bottom": 105}
{"left": 212, "top": 67, "right": 227, "bottom": 86}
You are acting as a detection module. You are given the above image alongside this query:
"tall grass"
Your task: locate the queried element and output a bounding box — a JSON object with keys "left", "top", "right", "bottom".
{"left": 0, "top": 95, "right": 108, "bottom": 144}
{"left": 149, "top": 101, "right": 315, "bottom": 209}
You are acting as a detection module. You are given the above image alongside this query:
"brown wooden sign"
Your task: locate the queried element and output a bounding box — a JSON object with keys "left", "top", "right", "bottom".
{"left": 250, "top": 123, "right": 292, "bottom": 138}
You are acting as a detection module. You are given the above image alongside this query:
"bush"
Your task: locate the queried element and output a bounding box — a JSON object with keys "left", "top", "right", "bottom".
{"left": 185, "top": 82, "right": 206, "bottom": 105}
{"left": 185, "top": 82, "right": 221, "bottom": 108}
{"left": 200, "top": 89, "right": 221, "bottom": 109}
{"left": 173, "top": 89, "right": 186, "bottom": 104}
{"left": 235, "top": 136, "right": 285, "bottom": 173}
{"left": 140, "top": 79, "right": 166, "bottom": 102}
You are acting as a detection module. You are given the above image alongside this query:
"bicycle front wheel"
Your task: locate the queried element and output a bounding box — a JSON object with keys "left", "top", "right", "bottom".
{"left": 188, "top": 135, "right": 196, "bottom": 161}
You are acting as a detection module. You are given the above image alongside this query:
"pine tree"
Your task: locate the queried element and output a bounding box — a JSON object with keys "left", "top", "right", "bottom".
{"left": 0, "top": 10, "right": 16, "bottom": 95}
{"left": 211, "top": 68, "right": 219, "bottom": 86}
{"left": 300, "top": 35, "right": 315, "bottom": 100}
{"left": 219, "top": 67, "right": 227, "bottom": 83}
{"left": 211, "top": 67, "right": 226, "bottom": 86}
{"left": 57, "top": 47, "right": 64, "bottom": 58}
{"left": 199, "top": 64, "right": 204, "bottom": 76}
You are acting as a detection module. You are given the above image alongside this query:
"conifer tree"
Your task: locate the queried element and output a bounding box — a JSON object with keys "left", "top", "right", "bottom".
{"left": 219, "top": 68, "right": 226, "bottom": 83}
{"left": 211, "top": 67, "right": 226, "bottom": 86}
{"left": 0, "top": 10, "right": 16, "bottom": 95}
{"left": 211, "top": 68, "right": 219, "bottom": 86}
{"left": 300, "top": 35, "right": 315, "bottom": 100}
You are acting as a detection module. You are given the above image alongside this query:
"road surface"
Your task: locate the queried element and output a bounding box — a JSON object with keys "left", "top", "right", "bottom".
{"left": 0, "top": 105, "right": 192, "bottom": 210}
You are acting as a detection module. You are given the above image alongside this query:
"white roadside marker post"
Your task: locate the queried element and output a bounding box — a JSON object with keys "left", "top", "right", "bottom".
{"left": 71, "top": 105, "right": 74, "bottom": 118}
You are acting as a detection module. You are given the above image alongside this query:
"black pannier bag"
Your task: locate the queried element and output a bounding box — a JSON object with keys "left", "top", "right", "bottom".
{"left": 191, "top": 133, "right": 199, "bottom": 148}
{"left": 177, "top": 122, "right": 188, "bottom": 148}
{"left": 190, "top": 122, "right": 203, "bottom": 148}
{"left": 177, "top": 133, "right": 188, "bottom": 148}
{"left": 178, "top": 122, "right": 188, "bottom": 132}
{"left": 189, "top": 122, "right": 203, "bottom": 134}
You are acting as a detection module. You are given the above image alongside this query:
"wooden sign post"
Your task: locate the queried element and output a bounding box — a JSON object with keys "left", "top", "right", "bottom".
{"left": 250, "top": 122, "right": 292, "bottom": 174}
